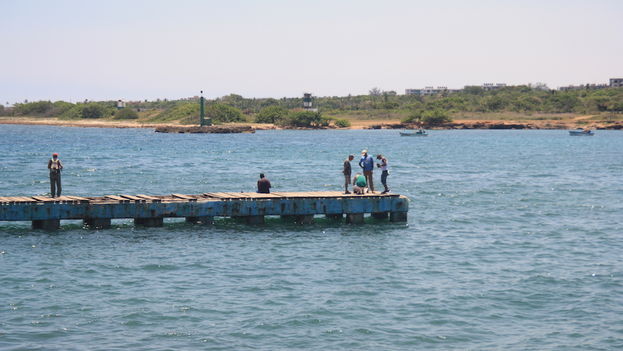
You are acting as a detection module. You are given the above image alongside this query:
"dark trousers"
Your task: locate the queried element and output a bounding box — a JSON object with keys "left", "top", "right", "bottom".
{"left": 50, "top": 172, "right": 61, "bottom": 197}
{"left": 381, "top": 170, "right": 389, "bottom": 191}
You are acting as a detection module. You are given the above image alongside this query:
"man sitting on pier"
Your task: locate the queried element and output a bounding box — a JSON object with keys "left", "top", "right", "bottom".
{"left": 257, "top": 173, "right": 272, "bottom": 194}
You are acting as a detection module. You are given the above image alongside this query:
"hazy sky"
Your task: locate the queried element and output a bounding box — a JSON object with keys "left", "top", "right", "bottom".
{"left": 1, "top": 0, "right": 621, "bottom": 103}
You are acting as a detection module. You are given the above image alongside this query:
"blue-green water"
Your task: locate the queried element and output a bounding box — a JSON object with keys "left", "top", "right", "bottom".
{"left": 1, "top": 125, "right": 622, "bottom": 350}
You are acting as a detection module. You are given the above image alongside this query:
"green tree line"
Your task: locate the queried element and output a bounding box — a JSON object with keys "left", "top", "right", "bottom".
{"left": 2, "top": 86, "right": 622, "bottom": 125}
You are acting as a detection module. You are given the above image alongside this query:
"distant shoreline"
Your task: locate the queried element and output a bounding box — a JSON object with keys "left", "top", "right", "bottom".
{"left": 1, "top": 116, "right": 621, "bottom": 130}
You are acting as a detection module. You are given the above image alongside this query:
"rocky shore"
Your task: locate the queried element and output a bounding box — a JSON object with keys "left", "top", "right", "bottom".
{"left": 154, "top": 125, "right": 255, "bottom": 133}
{"left": 1, "top": 117, "right": 622, "bottom": 131}
{"left": 366, "top": 121, "right": 623, "bottom": 130}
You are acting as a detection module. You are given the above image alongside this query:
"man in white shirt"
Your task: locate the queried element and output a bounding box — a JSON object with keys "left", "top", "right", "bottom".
{"left": 376, "top": 154, "right": 390, "bottom": 194}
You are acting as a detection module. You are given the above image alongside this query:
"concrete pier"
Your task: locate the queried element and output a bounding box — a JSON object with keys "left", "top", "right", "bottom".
{"left": 135, "top": 217, "right": 164, "bottom": 227}
{"left": 372, "top": 212, "right": 389, "bottom": 220}
{"left": 390, "top": 211, "right": 408, "bottom": 222}
{"left": 185, "top": 216, "right": 214, "bottom": 225}
{"left": 84, "top": 218, "right": 112, "bottom": 229}
{"left": 246, "top": 215, "right": 265, "bottom": 225}
{"left": 280, "top": 215, "right": 298, "bottom": 222}
{"left": 326, "top": 213, "right": 343, "bottom": 220}
{"left": 32, "top": 219, "right": 60, "bottom": 231}
{"left": 346, "top": 213, "right": 365, "bottom": 224}
{"left": 296, "top": 215, "right": 314, "bottom": 224}
{"left": 0, "top": 191, "right": 409, "bottom": 230}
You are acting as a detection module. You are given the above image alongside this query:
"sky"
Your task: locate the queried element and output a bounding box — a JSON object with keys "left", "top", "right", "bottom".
{"left": 1, "top": 0, "right": 622, "bottom": 104}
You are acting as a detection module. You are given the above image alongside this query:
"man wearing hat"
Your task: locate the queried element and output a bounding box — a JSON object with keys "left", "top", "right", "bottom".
{"left": 47, "top": 153, "right": 63, "bottom": 198}
{"left": 358, "top": 149, "right": 375, "bottom": 193}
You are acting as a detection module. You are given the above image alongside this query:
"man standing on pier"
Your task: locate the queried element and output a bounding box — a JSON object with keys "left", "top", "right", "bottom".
{"left": 359, "top": 149, "right": 374, "bottom": 193}
{"left": 376, "top": 154, "right": 390, "bottom": 194}
{"left": 48, "top": 153, "right": 63, "bottom": 198}
{"left": 257, "top": 173, "right": 272, "bottom": 194}
{"left": 343, "top": 154, "right": 354, "bottom": 194}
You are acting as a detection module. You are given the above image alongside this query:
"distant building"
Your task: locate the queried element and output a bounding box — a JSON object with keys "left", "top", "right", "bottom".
{"left": 461, "top": 83, "right": 509, "bottom": 91}
{"left": 559, "top": 83, "right": 609, "bottom": 91}
{"left": 610, "top": 78, "right": 623, "bottom": 87}
{"left": 558, "top": 85, "right": 574, "bottom": 91}
{"left": 481, "top": 83, "right": 507, "bottom": 91}
{"left": 404, "top": 89, "right": 422, "bottom": 95}
{"left": 116, "top": 100, "right": 126, "bottom": 109}
{"left": 405, "top": 86, "right": 457, "bottom": 96}
{"left": 406, "top": 83, "right": 511, "bottom": 95}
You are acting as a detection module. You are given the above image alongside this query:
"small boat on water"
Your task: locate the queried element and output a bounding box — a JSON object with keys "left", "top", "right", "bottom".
{"left": 569, "top": 129, "right": 594, "bottom": 136}
{"left": 400, "top": 129, "right": 428, "bottom": 137}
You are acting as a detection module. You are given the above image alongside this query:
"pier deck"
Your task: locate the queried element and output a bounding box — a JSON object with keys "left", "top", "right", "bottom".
{"left": 0, "top": 191, "right": 409, "bottom": 229}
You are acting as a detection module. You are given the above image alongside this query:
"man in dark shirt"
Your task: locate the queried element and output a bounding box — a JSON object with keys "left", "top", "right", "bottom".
{"left": 47, "top": 153, "right": 63, "bottom": 198}
{"left": 343, "top": 154, "right": 354, "bottom": 194}
{"left": 257, "top": 173, "right": 272, "bottom": 193}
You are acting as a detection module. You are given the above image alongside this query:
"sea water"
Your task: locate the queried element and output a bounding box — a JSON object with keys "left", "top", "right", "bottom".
{"left": 0, "top": 125, "right": 621, "bottom": 350}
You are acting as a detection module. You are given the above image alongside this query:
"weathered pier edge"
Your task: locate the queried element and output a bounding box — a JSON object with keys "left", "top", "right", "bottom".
{"left": 0, "top": 192, "right": 408, "bottom": 230}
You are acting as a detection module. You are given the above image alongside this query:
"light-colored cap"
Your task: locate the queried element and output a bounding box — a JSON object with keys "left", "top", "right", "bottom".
{"left": 361, "top": 149, "right": 367, "bottom": 154}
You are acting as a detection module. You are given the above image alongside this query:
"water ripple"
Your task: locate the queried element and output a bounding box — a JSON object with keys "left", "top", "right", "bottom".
{"left": 1, "top": 128, "right": 622, "bottom": 350}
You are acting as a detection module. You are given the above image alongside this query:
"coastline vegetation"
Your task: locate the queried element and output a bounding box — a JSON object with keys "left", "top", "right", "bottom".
{"left": 2, "top": 85, "right": 622, "bottom": 128}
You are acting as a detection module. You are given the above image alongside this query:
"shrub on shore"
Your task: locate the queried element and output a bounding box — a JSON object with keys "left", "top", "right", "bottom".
{"left": 403, "top": 109, "right": 452, "bottom": 126}
{"left": 255, "top": 106, "right": 289, "bottom": 123}
{"left": 334, "top": 119, "right": 351, "bottom": 128}
{"left": 13, "top": 101, "right": 53, "bottom": 116}
{"left": 114, "top": 108, "right": 139, "bottom": 119}
{"left": 277, "top": 110, "right": 330, "bottom": 128}
{"left": 205, "top": 103, "right": 245, "bottom": 123}
{"left": 79, "top": 103, "right": 109, "bottom": 119}
{"left": 154, "top": 103, "right": 245, "bottom": 124}
{"left": 46, "top": 101, "right": 74, "bottom": 117}
{"left": 155, "top": 103, "right": 198, "bottom": 123}
{"left": 58, "top": 103, "right": 115, "bottom": 119}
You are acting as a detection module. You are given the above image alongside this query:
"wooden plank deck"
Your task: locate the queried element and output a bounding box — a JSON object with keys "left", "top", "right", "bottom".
{"left": 171, "top": 193, "right": 197, "bottom": 201}
{"left": 105, "top": 195, "right": 130, "bottom": 203}
{"left": 0, "top": 191, "right": 400, "bottom": 205}
{"left": 120, "top": 194, "right": 146, "bottom": 202}
{"left": 136, "top": 194, "right": 162, "bottom": 202}
{"left": 31, "top": 196, "right": 55, "bottom": 202}
{"left": 64, "top": 196, "right": 90, "bottom": 203}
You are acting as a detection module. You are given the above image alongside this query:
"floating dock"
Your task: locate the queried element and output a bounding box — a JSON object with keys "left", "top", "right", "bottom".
{"left": 0, "top": 191, "right": 408, "bottom": 230}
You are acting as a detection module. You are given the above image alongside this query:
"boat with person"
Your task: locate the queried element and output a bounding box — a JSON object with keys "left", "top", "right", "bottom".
{"left": 569, "top": 128, "right": 594, "bottom": 136}
{"left": 400, "top": 129, "right": 428, "bottom": 137}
